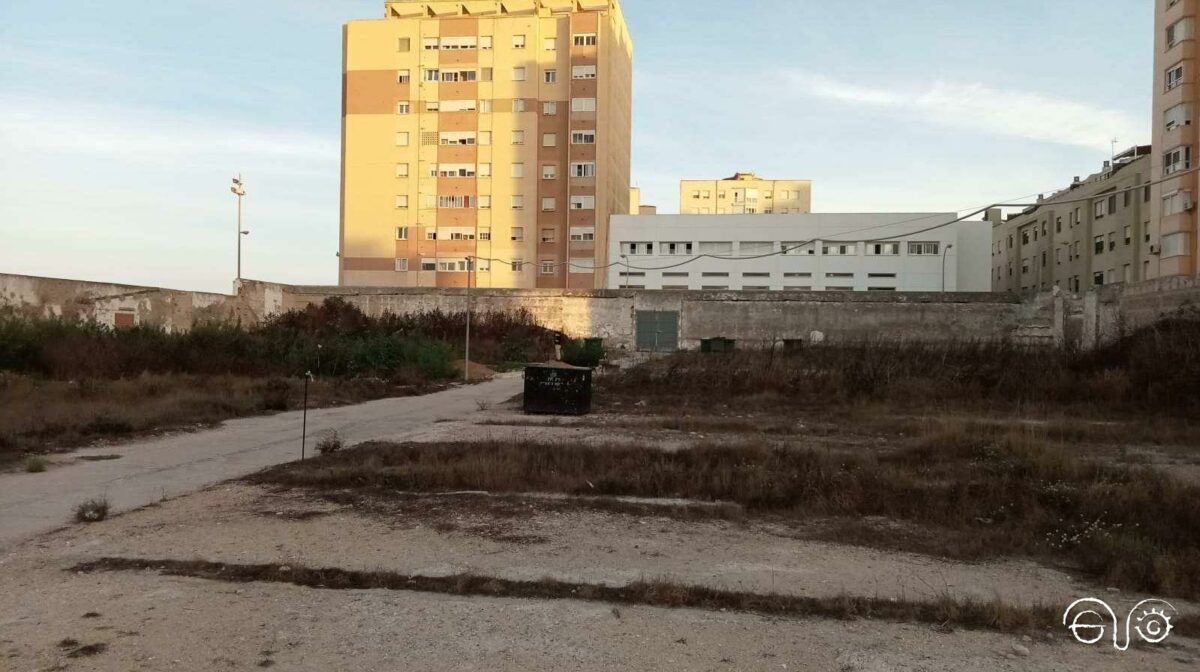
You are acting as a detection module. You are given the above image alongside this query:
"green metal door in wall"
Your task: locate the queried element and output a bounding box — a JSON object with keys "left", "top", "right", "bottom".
{"left": 635, "top": 311, "right": 679, "bottom": 352}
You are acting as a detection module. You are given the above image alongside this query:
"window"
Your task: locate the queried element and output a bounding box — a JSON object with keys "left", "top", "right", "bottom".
{"left": 570, "top": 161, "right": 596, "bottom": 178}
{"left": 1168, "top": 17, "right": 1194, "bottom": 48}
{"left": 422, "top": 259, "right": 437, "bottom": 271}
{"left": 1167, "top": 62, "right": 1185, "bottom": 91}
{"left": 440, "top": 100, "right": 476, "bottom": 112}
{"left": 570, "top": 195, "right": 595, "bottom": 210}
{"left": 866, "top": 242, "right": 900, "bottom": 256}
{"left": 573, "top": 33, "right": 597, "bottom": 46}
{"left": 571, "top": 130, "right": 596, "bottom": 144}
{"left": 1108, "top": 194, "right": 1118, "bottom": 213}
{"left": 542, "top": 164, "right": 557, "bottom": 179}
{"left": 478, "top": 195, "right": 492, "bottom": 209}
{"left": 511, "top": 259, "right": 524, "bottom": 272}
{"left": 1108, "top": 232, "right": 1117, "bottom": 251}
{"left": 513, "top": 35, "right": 526, "bottom": 49}
{"left": 571, "top": 97, "right": 597, "bottom": 112}
{"left": 540, "top": 260, "right": 555, "bottom": 275}
{"left": 511, "top": 195, "right": 525, "bottom": 209}
{"left": 395, "top": 258, "right": 409, "bottom": 272}
{"left": 512, "top": 130, "right": 526, "bottom": 145}
{"left": 426, "top": 230, "right": 437, "bottom": 241}
{"left": 1093, "top": 199, "right": 1107, "bottom": 219}
{"left": 542, "top": 197, "right": 557, "bottom": 211}
{"left": 543, "top": 101, "right": 558, "bottom": 115}
{"left": 572, "top": 65, "right": 597, "bottom": 79}
{"left": 783, "top": 242, "right": 816, "bottom": 255}
{"left": 1163, "top": 190, "right": 1193, "bottom": 215}
{"left": 698, "top": 241, "right": 733, "bottom": 255}
{"left": 740, "top": 241, "right": 774, "bottom": 256}
{"left": 481, "top": 67, "right": 493, "bottom": 82}
{"left": 570, "top": 227, "right": 595, "bottom": 242}
{"left": 480, "top": 36, "right": 493, "bottom": 50}
{"left": 543, "top": 133, "right": 557, "bottom": 147}
{"left": 396, "top": 101, "right": 410, "bottom": 114}
{"left": 821, "top": 244, "right": 857, "bottom": 256}
{"left": 425, "top": 101, "right": 440, "bottom": 112}
{"left": 479, "top": 131, "right": 492, "bottom": 145}
{"left": 1163, "top": 231, "right": 1191, "bottom": 257}
{"left": 395, "top": 195, "right": 409, "bottom": 209}
{"left": 540, "top": 228, "right": 556, "bottom": 242}
{"left": 511, "top": 162, "right": 524, "bottom": 178}
{"left": 513, "top": 67, "right": 527, "bottom": 81}
{"left": 395, "top": 163, "right": 410, "bottom": 177}
{"left": 1094, "top": 235, "right": 1105, "bottom": 255}
{"left": 423, "top": 37, "right": 439, "bottom": 50}
{"left": 436, "top": 164, "right": 475, "bottom": 178}
{"left": 1094, "top": 271, "right": 1105, "bottom": 287}
{"left": 1165, "top": 145, "right": 1191, "bottom": 175}
{"left": 397, "top": 70, "right": 411, "bottom": 84}
{"left": 396, "top": 226, "right": 409, "bottom": 240}
{"left": 437, "top": 195, "right": 474, "bottom": 209}
{"left": 423, "top": 69, "right": 440, "bottom": 82}
{"left": 479, "top": 228, "right": 491, "bottom": 241}
{"left": 1166, "top": 103, "right": 1191, "bottom": 131}
{"left": 544, "top": 69, "right": 557, "bottom": 84}
{"left": 439, "top": 131, "right": 476, "bottom": 146}
{"left": 621, "top": 242, "right": 654, "bottom": 255}
{"left": 395, "top": 132, "right": 410, "bottom": 146}
{"left": 398, "top": 38, "right": 411, "bottom": 52}
{"left": 480, "top": 99, "right": 492, "bottom": 113}
{"left": 439, "top": 36, "right": 477, "bottom": 50}
{"left": 1124, "top": 225, "right": 1133, "bottom": 246}
{"left": 513, "top": 98, "right": 526, "bottom": 113}
{"left": 544, "top": 37, "right": 557, "bottom": 50}
{"left": 511, "top": 227, "right": 524, "bottom": 241}
{"left": 479, "top": 163, "right": 492, "bottom": 177}
{"left": 907, "top": 241, "right": 940, "bottom": 255}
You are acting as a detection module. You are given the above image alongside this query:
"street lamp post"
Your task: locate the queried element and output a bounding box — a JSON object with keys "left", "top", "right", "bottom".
{"left": 464, "top": 256, "right": 472, "bottom": 383}
{"left": 620, "top": 253, "right": 629, "bottom": 289}
{"left": 941, "top": 243, "right": 955, "bottom": 292}
{"left": 231, "top": 176, "right": 249, "bottom": 282}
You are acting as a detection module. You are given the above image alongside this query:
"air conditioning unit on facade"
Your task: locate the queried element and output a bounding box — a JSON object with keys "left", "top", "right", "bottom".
{"left": 1150, "top": 244, "right": 1162, "bottom": 255}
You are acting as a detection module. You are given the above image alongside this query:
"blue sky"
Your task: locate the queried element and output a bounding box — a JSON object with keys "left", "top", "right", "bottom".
{"left": 0, "top": 0, "right": 1151, "bottom": 292}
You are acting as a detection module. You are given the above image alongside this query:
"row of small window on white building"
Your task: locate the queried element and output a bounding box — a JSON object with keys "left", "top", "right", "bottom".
{"left": 689, "top": 189, "right": 803, "bottom": 200}
{"left": 394, "top": 226, "right": 594, "bottom": 242}
{"left": 393, "top": 258, "right": 583, "bottom": 276}
{"left": 398, "top": 33, "right": 598, "bottom": 52}
{"left": 393, "top": 194, "right": 597, "bottom": 210}
{"left": 393, "top": 128, "right": 596, "bottom": 146}
{"left": 618, "top": 241, "right": 942, "bottom": 257}
{"left": 394, "top": 161, "right": 596, "bottom": 179}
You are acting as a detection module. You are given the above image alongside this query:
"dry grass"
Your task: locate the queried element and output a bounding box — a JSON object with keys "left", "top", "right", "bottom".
{"left": 73, "top": 557, "right": 1089, "bottom": 637}
{"left": 0, "top": 373, "right": 433, "bottom": 467}
{"left": 250, "top": 432, "right": 1200, "bottom": 599}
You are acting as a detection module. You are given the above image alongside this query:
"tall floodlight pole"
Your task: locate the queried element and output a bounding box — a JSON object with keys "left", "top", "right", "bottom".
{"left": 231, "top": 176, "right": 248, "bottom": 282}
{"left": 464, "top": 256, "right": 473, "bottom": 383}
{"left": 941, "top": 243, "right": 955, "bottom": 292}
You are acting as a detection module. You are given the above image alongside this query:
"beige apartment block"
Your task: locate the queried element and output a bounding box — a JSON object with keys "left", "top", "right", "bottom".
{"left": 339, "top": 0, "right": 633, "bottom": 289}
{"left": 990, "top": 148, "right": 1153, "bottom": 294}
{"left": 679, "top": 172, "right": 812, "bottom": 215}
{"left": 1152, "top": 0, "right": 1199, "bottom": 277}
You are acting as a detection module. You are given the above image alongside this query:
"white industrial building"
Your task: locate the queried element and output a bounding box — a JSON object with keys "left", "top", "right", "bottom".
{"left": 604, "top": 213, "right": 991, "bottom": 292}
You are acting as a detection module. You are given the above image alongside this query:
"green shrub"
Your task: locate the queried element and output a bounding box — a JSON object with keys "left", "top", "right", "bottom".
{"left": 562, "top": 339, "right": 605, "bottom": 368}
{"left": 24, "top": 455, "right": 48, "bottom": 473}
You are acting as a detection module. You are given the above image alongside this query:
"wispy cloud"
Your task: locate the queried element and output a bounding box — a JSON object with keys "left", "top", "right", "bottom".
{"left": 782, "top": 71, "right": 1147, "bottom": 150}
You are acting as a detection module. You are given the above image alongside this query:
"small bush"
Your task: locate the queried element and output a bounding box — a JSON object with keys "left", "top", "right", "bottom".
{"left": 562, "top": 339, "right": 605, "bottom": 368}
{"left": 74, "top": 497, "right": 109, "bottom": 523}
{"left": 260, "top": 379, "right": 291, "bottom": 411}
{"left": 315, "top": 431, "right": 344, "bottom": 456}
{"left": 24, "top": 455, "right": 48, "bottom": 473}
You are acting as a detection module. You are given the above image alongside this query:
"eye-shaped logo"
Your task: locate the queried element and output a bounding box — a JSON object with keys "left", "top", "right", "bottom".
{"left": 1063, "top": 599, "right": 1177, "bottom": 651}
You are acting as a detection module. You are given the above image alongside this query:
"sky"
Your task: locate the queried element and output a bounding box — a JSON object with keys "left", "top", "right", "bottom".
{"left": 0, "top": 0, "right": 1152, "bottom": 293}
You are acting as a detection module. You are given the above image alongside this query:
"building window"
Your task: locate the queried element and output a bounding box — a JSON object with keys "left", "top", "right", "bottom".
{"left": 542, "top": 197, "right": 556, "bottom": 211}
{"left": 513, "top": 67, "right": 527, "bottom": 81}
{"left": 425, "top": 101, "right": 440, "bottom": 112}
{"left": 479, "top": 163, "right": 492, "bottom": 177}
{"left": 540, "top": 228, "right": 555, "bottom": 242}
{"left": 573, "top": 33, "right": 597, "bottom": 46}
{"left": 395, "top": 195, "right": 409, "bottom": 209}
{"left": 571, "top": 130, "right": 596, "bottom": 144}
{"left": 621, "top": 242, "right": 654, "bottom": 255}
{"left": 571, "top": 97, "right": 597, "bottom": 112}
{"left": 570, "top": 227, "right": 594, "bottom": 242}
{"left": 511, "top": 227, "right": 524, "bottom": 242}
{"left": 866, "top": 242, "right": 900, "bottom": 256}
{"left": 478, "top": 195, "right": 492, "bottom": 209}
{"left": 396, "top": 101, "right": 410, "bottom": 115}
{"left": 1094, "top": 235, "right": 1105, "bottom": 255}
{"left": 543, "top": 133, "right": 557, "bottom": 147}
{"left": 480, "top": 99, "right": 492, "bottom": 113}
{"left": 540, "top": 260, "right": 556, "bottom": 275}
{"left": 437, "top": 195, "right": 474, "bottom": 209}
{"left": 479, "top": 228, "right": 492, "bottom": 241}
{"left": 511, "top": 162, "right": 524, "bottom": 178}
{"left": 544, "top": 69, "right": 557, "bottom": 83}
{"left": 572, "top": 65, "right": 597, "bottom": 79}
{"left": 398, "top": 38, "right": 411, "bottom": 52}
{"left": 394, "top": 258, "right": 409, "bottom": 272}
{"left": 397, "top": 69, "right": 411, "bottom": 83}
{"left": 544, "top": 37, "right": 557, "bottom": 50}
{"left": 423, "top": 37, "right": 439, "bottom": 50}
{"left": 395, "top": 163, "right": 410, "bottom": 177}
{"left": 542, "top": 164, "right": 557, "bottom": 179}
{"left": 569, "top": 195, "right": 595, "bottom": 210}
{"left": 1168, "top": 17, "right": 1194, "bottom": 48}
{"left": 512, "top": 130, "right": 526, "bottom": 145}
{"left": 481, "top": 67, "right": 493, "bottom": 82}
{"left": 513, "top": 98, "right": 526, "bottom": 113}
{"left": 511, "top": 195, "right": 525, "bottom": 209}
{"left": 570, "top": 161, "right": 596, "bottom": 178}
{"left": 425, "top": 230, "right": 437, "bottom": 241}
{"left": 1163, "top": 190, "right": 1193, "bottom": 215}
{"left": 1164, "top": 145, "right": 1191, "bottom": 175}
{"left": 395, "top": 132, "right": 410, "bottom": 146}
{"left": 479, "top": 131, "right": 492, "bottom": 145}
{"left": 1093, "top": 199, "right": 1106, "bottom": 219}
{"left": 396, "top": 226, "right": 409, "bottom": 240}
{"left": 1166, "top": 102, "right": 1192, "bottom": 131}
{"left": 907, "top": 241, "right": 940, "bottom": 255}
{"left": 423, "top": 69, "right": 440, "bottom": 82}
{"left": 513, "top": 35, "right": 526, "bottom": 49}
{"left": 421, "top": 259, "right": 437, "bottom": 271}
{"left": 480, "top": 36, "right": 493, "bottom": 50}
{"left": 1166, "top": 62, "right": 1185, "bottom": 91}
{"left": 1093, "top": 271, "right": 1105, "bottom": 287}
{"left": 821, "top": 244, "right": 857, "bottom": 256}
{"left": 543, "top": 101, "right": 558, "bottom": 115}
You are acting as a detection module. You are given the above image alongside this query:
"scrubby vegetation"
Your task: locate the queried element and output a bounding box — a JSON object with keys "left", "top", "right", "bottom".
{"left": 605, "top": 317, "right": 1200, "bottom": 416}
{"left": 561, "top": 338, "right": 606, "bottom": 368}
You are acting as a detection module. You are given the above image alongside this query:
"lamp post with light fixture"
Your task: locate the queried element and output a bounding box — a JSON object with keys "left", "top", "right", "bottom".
{"left": 231, "top": 176, "right": 249, "bottom": 282}
{"left": 941, "top": 243, "right": 955, "bottom": 292}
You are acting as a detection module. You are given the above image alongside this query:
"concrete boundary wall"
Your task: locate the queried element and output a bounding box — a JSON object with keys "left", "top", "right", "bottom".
{"left": 6, "top": 271, "right": 1198, "bottom": 351}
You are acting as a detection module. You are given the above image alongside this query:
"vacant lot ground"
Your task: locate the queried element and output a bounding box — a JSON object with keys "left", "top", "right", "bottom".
{"left": 2, "top": 321, "right": 1199, "bottom": 670}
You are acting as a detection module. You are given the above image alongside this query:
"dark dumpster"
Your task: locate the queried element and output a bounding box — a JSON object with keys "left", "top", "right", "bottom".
{"left": 524, "top": 362, "right": 593, "bottom": 415}
{"left": 700, "top": 337, "right": 737, "bottom": 353}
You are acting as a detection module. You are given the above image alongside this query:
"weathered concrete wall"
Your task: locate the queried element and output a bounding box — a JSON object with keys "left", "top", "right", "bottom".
{"left": 19, "top": 271, "right": 1200, "bottom": 352}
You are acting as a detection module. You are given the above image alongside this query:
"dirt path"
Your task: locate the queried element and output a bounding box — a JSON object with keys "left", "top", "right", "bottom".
{"left": 0, "top": 374, "right": 523, "bottom": 550}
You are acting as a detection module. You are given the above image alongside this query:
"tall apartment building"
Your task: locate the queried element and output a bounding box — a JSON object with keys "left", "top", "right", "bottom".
{"left": 679, "top": 172, "right": 812, "bottom": 215}
{"left": 990, "top": 148, "right": 1152, "bottom": 294}
{"left": 339, "top": 0, "right": 633, "bottom": 289}
{"left": 1152, "top": 0, "right": 1199, "bottom": 277}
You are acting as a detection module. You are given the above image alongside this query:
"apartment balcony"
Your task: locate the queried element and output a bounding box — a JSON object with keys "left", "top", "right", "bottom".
{"left": 1162, "top": 117, "right": 1199, "bottom": 149}
{"left": 1161, "top": 209, "right": 1198, "bottom": 236}
{"left": 1160, "top": 79, "right": 1195, "bottom": 111}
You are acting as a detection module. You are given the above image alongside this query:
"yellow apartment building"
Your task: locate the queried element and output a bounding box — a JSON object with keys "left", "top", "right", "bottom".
{"left": 339, "top": 0, "right": 633, "bottom": 288}
{"left": 679, "top": 172, "right": 812, "bottom": 215}
{"left": 1152, "top": 0, "right": 1199, "bottom": 277}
